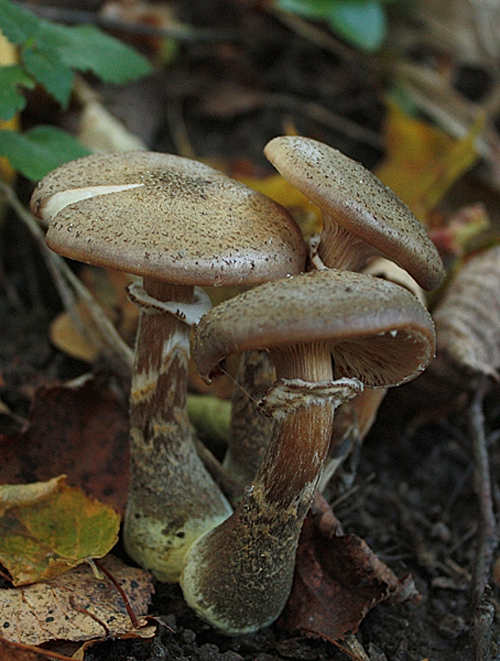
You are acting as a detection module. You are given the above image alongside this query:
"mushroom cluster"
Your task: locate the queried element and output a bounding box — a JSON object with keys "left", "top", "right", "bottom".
{"left": 32, "top": 138, "right": 444, "bottom": 635}
{"left": 222, "top": 136, "right": 444, "bottom": 495}
{"left": 30, "top": 150, "right": 307, "bottom": 582}
{"left": 181, "top": 268, "right": 436, "bottom": 633}
{"left": 179, "top": 137, "right": 444, "bottom": 633}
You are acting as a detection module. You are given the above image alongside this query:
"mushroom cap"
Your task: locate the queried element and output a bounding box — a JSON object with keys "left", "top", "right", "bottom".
{"left": 194, "top": 269, "right": 436, "bottom": 388}
{"left": 264, "top": 136, "right": 445, "bottom": 290}
{"left": 31, "top": 151, "right": 307, "bottom": 286}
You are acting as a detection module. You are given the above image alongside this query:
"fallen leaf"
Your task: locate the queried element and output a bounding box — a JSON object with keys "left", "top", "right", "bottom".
{"left": 0, "top": 555, "right": 154, "bottom": 646}
{"left": 0, "top": 476, "right": 120, "bottom": 585}
{"left": 50, "top": 304, "right": 101, "bottom": 363}
{"left": 433, "top": 244, "right": 500, "bottom": 379}
{"left": 375, "top": 98, "right": 481, "bottom": 222}
{"left": 281, "top": 493, "right": 418, "bottom": 641}
{"left": 0, "top": 374, "right": 130, "bottom": 513}
{"left": 0, "top": 638, "right": 47, "bottom": 661}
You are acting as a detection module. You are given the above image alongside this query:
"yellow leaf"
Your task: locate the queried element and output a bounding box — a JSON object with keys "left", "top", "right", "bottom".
{"left": 0, "top": 476, "right": 120, "bottom": 586}
{"left": 0, "top": 31, "right": 19, "bottom": 182}
{"left": 237, "top": 172, "right": 322, "bottom": 239}
{"left": 375, "top": 98, "right": 481, "bottom": 222}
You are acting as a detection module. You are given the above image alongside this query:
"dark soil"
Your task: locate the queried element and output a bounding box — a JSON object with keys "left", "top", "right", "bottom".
{"left": 1, "top": 1, "right": 500, "bottom": 659}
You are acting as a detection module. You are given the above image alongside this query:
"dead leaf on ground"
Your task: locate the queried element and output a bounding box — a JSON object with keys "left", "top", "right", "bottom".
{"left": 433, "top": 244, "right": 500, "bottom": 379}
{"left": 0, "top": 375, "right": 130, "bottom": 513}
{"left": 0, "top": 638, "right": 49, "bottom": 661}
{"left": 50, "top": 303, "right": 102, "bottom": 363}
{"left": 281, "top": 493, "right": 418, "bottom": 641}
{"left": 0, "top": 476, "right": 120, "bottom": 586}
{"left": 375, "top": 98, "right": 481, "bottom": 222}
{"left": 0, "top": 555, "right": 154, "bottom": 646}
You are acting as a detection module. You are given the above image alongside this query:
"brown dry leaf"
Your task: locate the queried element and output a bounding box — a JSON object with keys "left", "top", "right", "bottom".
{"left": 0, "top": 555, "right": 154, "bottom": 646}
{"left": 433, "top": 244, "right": 500, "bottom": 378}
{"left": 0, "top": 476, "right": 120, "bottom": 586}
{"left": 50, "top": 304, "right": 101, "bottom": 363}
{"left": 0, "top": 375, "right": 130, "bottom": 513}
{"left": 281, "top": 494, "right": 418, "bottom": 641}
{"left": 0, "top": 638, "right": 48, "bottom": 661}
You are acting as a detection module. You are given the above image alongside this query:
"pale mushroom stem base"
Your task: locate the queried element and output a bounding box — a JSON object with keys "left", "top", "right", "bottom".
{"left": 181, "top": 343, "right": 361, "bottom": 634}
{"left": 124, "top": 277, "right": 232, "bottom": 583}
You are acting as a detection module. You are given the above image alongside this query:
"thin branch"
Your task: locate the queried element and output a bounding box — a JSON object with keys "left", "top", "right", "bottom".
{"left": 20, "top": 2, "right": 242, "bottom": 43}
{"left": 468, "top": 378, "right": 496, "bottom": 607}
{"left": 467, "top": 377, "right": 497, "bottom": 660}
{"left": 0, "top": 180, "right": 133, "bottom": 369}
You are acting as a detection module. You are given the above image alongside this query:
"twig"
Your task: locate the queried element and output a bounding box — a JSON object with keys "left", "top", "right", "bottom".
{"left": 265, "top": 93, "right": 383, "bottom": 151}
{"left": 94, "top": 558, "right": 140, "bottom": 630}
{"left": 467, "top": 377, "right": 498, "bottom": 661}
{"left": 268, "top": 7, "right": 371, "bottom": 65}
{"left": 468, "top": 378, "right": 497, "bottom": 607}
{"left": 0, "top": 180, "right": 133, "bottom": 369}
{"left": 69, "top": 595, "right": 110, "bottom": 636}
{"left": 20, "top": 3, "right": 242, "bottom": 43}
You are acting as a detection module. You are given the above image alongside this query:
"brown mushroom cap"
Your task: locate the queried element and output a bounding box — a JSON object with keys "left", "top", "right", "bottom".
{"left": 264, "top": 136, "right": 444, "bottom": 290}
{"left": 194, "top": 269, "right": 436, "bottom": 388}
{"left": 31, "top": 151, "right": 307, "bottom": 286}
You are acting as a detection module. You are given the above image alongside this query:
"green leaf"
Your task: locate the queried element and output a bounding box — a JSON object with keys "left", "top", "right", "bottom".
{"left": 0, "top": 65, "right": 35, "bottom": 121}
{"left": 0, "top": 0, "right": 151, "bottom": 100}
{"left": 22, "top": 45, "right": 74, "bottom": 107}
{"left": 0, "top": 0, "right": 39, "bottom": 45}
{"left": 277, "top": 0, "right": 334, "bottom": 19}
{"left": 275, "top": 0, "right": 387, "bottom": 51}
{"left": 0, "top": 126, "right": 91, "bottom": 180}
{"left": 36, "top": 21, "right": 152, "bottom": 84}
{"left": 0, "top": 476, "right": 121, "bottom": 586}
{"left": 326, "top": 0, "right": 387, "bottom": 51}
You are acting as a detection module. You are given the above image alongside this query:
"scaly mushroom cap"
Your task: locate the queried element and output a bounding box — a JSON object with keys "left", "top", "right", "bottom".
{"left": 194, "top": 269, "right": 436, "bottom": 388}
{"left": 31, "top": 151, "right": 307, "bottom": 286}
{"left": 264, "top": 136, "right": 444, "bottom": 290}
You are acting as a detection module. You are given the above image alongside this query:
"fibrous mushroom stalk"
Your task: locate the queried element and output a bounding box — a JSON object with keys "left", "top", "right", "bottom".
{"left": 181, "top": 342, "right": 362, "bottom": 633}
{"left": 124, "top": 277, "right": 232, "bottom": 583}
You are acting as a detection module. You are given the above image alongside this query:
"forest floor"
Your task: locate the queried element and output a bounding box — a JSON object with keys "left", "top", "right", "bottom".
{"left": 2, "top": 1, "right": 500, "bottom": 659}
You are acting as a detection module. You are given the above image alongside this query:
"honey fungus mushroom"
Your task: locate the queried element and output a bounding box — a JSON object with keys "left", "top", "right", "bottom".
{"left": 264, "top": 135, "right": 445, "bottom": 290}
{"left": 224, "top": 137, "right": 444, "bottom": 491}
{"left": 180, "top": 269, "right": 436, "bottom": 634}
{"left": 30, "top": 150, "right": 307, "bottom": 582}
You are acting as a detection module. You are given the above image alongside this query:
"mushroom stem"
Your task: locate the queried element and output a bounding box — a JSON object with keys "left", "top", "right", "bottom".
{"left": 124, "top": 277, "right": 232, "bottom": 583}
{"left": 180, "top": 342, "right": 361, "bottom": 633}
{"left": 224, "top": 350, "right": 275, "bottom": 492}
